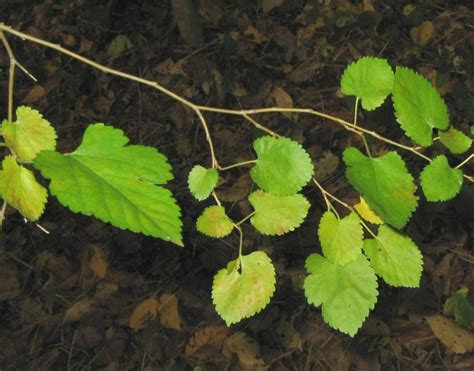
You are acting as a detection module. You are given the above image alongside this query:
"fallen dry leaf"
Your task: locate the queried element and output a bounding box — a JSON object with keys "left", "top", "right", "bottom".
{"left": 262, "top": 0, "right": 284, "bottom": 13}
{"left": 22, "top": 85, "right": 45, "bottom": 104}
{"left": 185, "top": 325, "right": 228, "bottom": 357}
{"left": 271, "top": 87, "right": 293, "bottom": 119}
{"left": 410, "top": 21, "right": 434, "bottom": 46}
{"left": 64, "top": 298, "right": 97, "bottom": 323}
{"left": 0, "top": 264, "right": 20, "bottom": 301}
{"left": 129, "top": 297, "right": 160, "bottom": 330}
{"left": 158, "top": 293, "right": 181, "bottom": 330}
{"left": 224, "top": 331, "right": 266, "bottom": 367}
{"left": 427, "top": 315, "right": 474, "bottom": 354}
{"left": 89, "top": 245, "right": 108, "bottom": 279}
{"left": 363, "top": 0, "right": 375, "bottom": 12}
{"left": 244, "top": 25, "right": 269, "bottom": 44}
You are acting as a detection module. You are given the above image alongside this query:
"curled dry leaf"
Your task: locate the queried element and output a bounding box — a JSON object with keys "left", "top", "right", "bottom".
{"left": 185, "top": 325, "right": 228, "bottom": 358}
{"left": 89, "top": 245, "right": 108, "bottom": 279}
{"left": 158, "top": 293, "right": 181, "bottom": 330}
{"left": 129, "top": 298, "right": 160, "bottom": 330}
{"left": 223, "top": 331, "right": 265, "bottom": 367}
{"left": 410, "top": 21, "right": 434, "bottom": 46}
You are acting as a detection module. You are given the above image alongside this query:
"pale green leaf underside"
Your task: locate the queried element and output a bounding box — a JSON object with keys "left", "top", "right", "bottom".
{"left": 196, "top": 205, "right": 234, "bottom": 238}
{"left": 2, "top": 106, "right": 57, "bottom": 162}
{"left": 250, "top": 136, "right": 314, "bottom": 195}
{"left": 343, "top": 147, "right": 418, "bottom": 229}
{"left": 188, "top": 165, "right": 218, "bottom": 201}
{"left": 248, "top": 190, "right": 310, "bottom": 235}
{"left": 363, "top": 225, "right": 423, "bottom": 287}
{"left": 34, "top": 124, "right": 183, "bottom": 245}
{"left": 438, "top": 128, "right": 472, "bottom": 154}
{"left": 420, "top": 155, "right": 463, "bottom": 202}
{"left": 340, "top": 56, "right": 394, "bottom": 111}
{"left": 392, "top": 66, "right": 449, "bottom": 146}
{"left": 212, "top": 251, "right": 276, "bottom": 325}
{"left": 0, "top": 155, "right": 47, "bottom": 221}
{"left": 304, "top": 253, "right": 378, "bottom": 336}
{"left": 318, "top": 211, "right": 363, "bottom": 266}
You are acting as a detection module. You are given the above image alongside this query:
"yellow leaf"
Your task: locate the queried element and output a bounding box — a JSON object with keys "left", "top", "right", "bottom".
{"left": 410, "top": 21, "right": 434, "bottom": 46}
{"left": 129, "top": 298, "right": 160, "bottom": 330}
{"left": 89, "top": 245, "right": 108, "bottom": 279}
{"left": 427, "top": 315, "right": 474, "bottom": 354}
{"left": 158, "top": 293, "right": 181, "bottom": 330}
{"left": 403, "top": 4, "right": 415, "bottom": 16}
{"left": 354, "top": 197, "right": 383, "bottom": 225}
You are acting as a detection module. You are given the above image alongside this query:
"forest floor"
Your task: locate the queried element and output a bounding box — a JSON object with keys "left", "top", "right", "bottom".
{"left": 0, "top": 0, "right": 473, "bottom": 370}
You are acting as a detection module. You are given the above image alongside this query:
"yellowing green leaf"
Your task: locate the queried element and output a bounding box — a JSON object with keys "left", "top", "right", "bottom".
{"left": 420, "top": 155, "right": 463, "bottom": 202}
{"left": 363, "top": 225, "right": 422, "bottom": 287}
{"left": 34, "top": 124, "right": 182, "bottom": 245}
{"left": 354, "top": 196, "right": 383, "bottom": 225}
{"left": 248, "top": 190, "right": 310, "bottom": 235}
{"left": 340, "top": 57, "right": 394, "bottom": 110}
{"left": 438, "top": 128, "right": 472, "bottom": 154}
{"left": 304, "top": 253, "right": 378, "bottom": 336}
{"left": 318, "top": 211, "right": 363, "bottom": 265}
{"left": 188, "top": 165, "right": 218, "bottom": 201}
{"left": 196, "top": 205, "right": 234, "bottom": 238}
{"left": 2, "top": 106, "right": 57, "bottom": 162}
{"left": 212, "top": 251, "right": 276, "bottom": 325}
{"left": 0, "top": 155, "right": 47, "bottom": 221}
{"left": 392, "top": 67, "right": 449, "bottom": 146}
{"left": 250, "top": 136, "right": 313, "bottom": 195}
{"left": 343, "top": 147, "right": 418, "bottom": 229}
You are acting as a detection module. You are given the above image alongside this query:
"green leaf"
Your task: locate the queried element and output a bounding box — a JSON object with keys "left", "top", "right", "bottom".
{"left": 420, "top": 155, "right": 463, "bottom": 202}
{"left": 392, "top": 66, "right": 449, "bottom": 146}
{"left": 250, "top": 136, "right": 313, "bottom": 195}
{"left": 34, "top": 124, "right": 182, "bottom": 245}
{"left": 196, "top": 205, "right": 234, "bottom": 238}
{"left": 304, "top": 253, "right": 378, "bottom": 336}
{"left": 340, "top": 57, "right": 394, "bottom": 111}
{"left": 0, "top": 155, "right": 47, "bottom": 221}
{"left": 2, "top": 106, "right": 57, "bottom": 162}
{"left": 188, "top": 165, "right": 218, "bottom": 201}
{"left": 248, "top": 190, "right": 310, "bottom": 235}
{"left": 363, "top": 225, "right": 422, "bottom": 287}
{"left": 212, "top": 251, "right": 276, "bottom": 325}
{"left": 443, "top": 289, "right": 474, "bottom": 328}
{"left": 318, "top": 211, "right": 363, "bottom": 265}
{"left": 343, "top": 147, "right": 418, "bottom": 229}
{"left": 438, "top": 128, "right": 472, "bottom": 154}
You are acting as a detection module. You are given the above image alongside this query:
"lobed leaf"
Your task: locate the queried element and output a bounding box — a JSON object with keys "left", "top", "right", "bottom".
{"left": 188, "top": 165, "right": 219, "bottom": 201}
{"left": 392, "top": 66, "right": 449, "bottom": 146}
{"left": 212, "top": 251, "right": 276, "bottom": 325}
{"left": 420, "top": 155, "right": 463, "bottom": 202}
{"left": 196, "top": 205, "right": 234, "bottom": 238}
{"left": 248, "top": 190, "right": 310, "bottom": 235}
{"left": 438, "top": 128, "right": 472, "bottom": 154}
{"left": 318, "top": 211, "right": 363, "bottom": 265}
{"left": 0, "top": 155, "right": 47, "bottom": 221}
{"left": 340, "top": 57, "right": 394, "bottom": 111}
{"left": 304, "top": 253, "right": 378, "bottom": 336}
{"left": 34, "top": 124, "right": 183, "bottom": 245}
{"left": 363, "top": 225, "right": 423, "bottom": 287}
{"left": 250, "top": 136, "right": 313, "bottom": 195}
{"left": 2, "top": 106, "right": 57, "bottom": 162}
{"left": 343, "top": 147, "right": 418, "bottom": 229}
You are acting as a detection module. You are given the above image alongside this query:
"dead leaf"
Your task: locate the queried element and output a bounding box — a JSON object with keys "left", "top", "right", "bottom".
{"left": 158, "top": 293, "right": 181, "bottom": 330}
{"left": 185, "top": 325, "right": 228, "bottom": 357}
{"left": 0, "top": 264, "right": 20, "bottom": 301}
{"left": 89, "top": 245, "right": 108, "bottom": 279}
{"left": 61, "top": 33, "right": 75, "bottom": 46}
{"left": 244, "top": 25, "right": 269, "bottom": 44}
{"left": 64, "top": 298, "right": 97, "bottom": 323}
{"left": 363, "top": 0, "right": 375, "bottom": 12}
{"left": 314, "top": 150, "right": 339, "bottom": 182}
{"left": 262, "top": 0, "right": 284, "bottom": 13}
{"left": 410, "top": 21, "right": 434, "bottom": 46}
{"left": 271, "top": 87, "right": 293, "bottom": 119}
{"left": 79, "top": 37, "right": 93, "bottom": 53}
{"left": 224, "top": 331, "right": 266, "bottom": 367}
{"left": 297, "top": 17, "right": 325, "bottom": 41}
{"left": 217, "top": 173, "right": 250, "bottom": 202}
{"left": 107, "top": 35, "right": 132, "bottom": 57}
{"left": 129, "top": 297, "right": 160, "bottom": 330}
{"left": 22, "top": 85, "right": 45, "bottom": 104}
{"left": 427, "top": 315, "right": 474, "bottom": 354}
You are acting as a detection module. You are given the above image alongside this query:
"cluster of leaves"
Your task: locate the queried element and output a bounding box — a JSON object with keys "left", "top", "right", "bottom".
{"left": 189, "top": 57, "right": 472, "bottom": 336}
{"left": 0, "top": 107, "right": 183, "bottom": 245}
{"left": 1, "top": 56, "right": 472, "bottom": 337}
